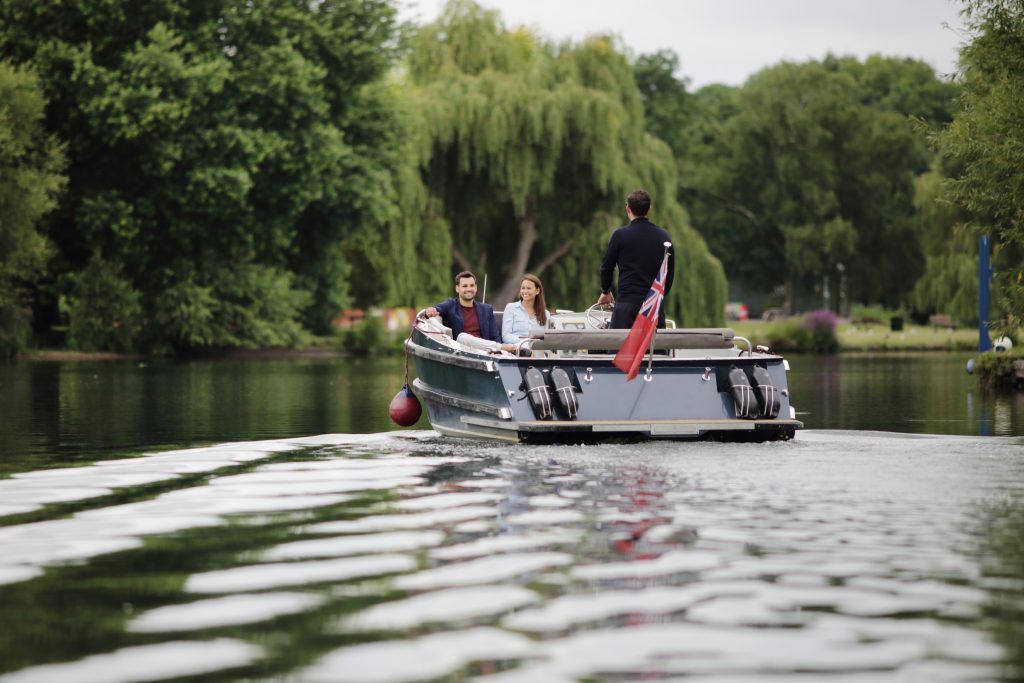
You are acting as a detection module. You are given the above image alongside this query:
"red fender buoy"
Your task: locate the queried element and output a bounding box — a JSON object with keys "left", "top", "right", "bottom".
{"left": 389, "top": 384, "right": 422, "bottom": 426}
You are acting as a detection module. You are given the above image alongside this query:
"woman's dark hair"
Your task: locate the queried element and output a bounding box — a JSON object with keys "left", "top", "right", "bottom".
{"left": 521, "top": 273, "right": 547, "bottom": 326}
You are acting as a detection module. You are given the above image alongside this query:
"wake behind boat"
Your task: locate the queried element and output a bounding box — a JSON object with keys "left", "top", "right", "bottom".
{"left": 405, "top": 307, "right": 802, "bottom": 443}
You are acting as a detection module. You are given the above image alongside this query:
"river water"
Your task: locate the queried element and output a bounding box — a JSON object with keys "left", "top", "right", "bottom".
{"left": 0, "top": 353, "right": 1022, "bottom": 682}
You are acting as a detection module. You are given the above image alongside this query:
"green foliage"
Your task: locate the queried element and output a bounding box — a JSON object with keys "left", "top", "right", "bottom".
{"left": 0, "top": 0, "right": 402, "bottom": 351}
{"left": 803, "top": 309, "right": 840, "bottom": 353}
{"left": 0, "top": 59, "right": 67, "bottom": 355}
{"left": 65, "top": 255, "right": 142, "bottom": 352}
{"left": 934, "top": 0, "right": 1024, "bottom": 336}
{"left": 910, "top": 168, "right": 979, "bottom": 321}
{"left": 752, "top": 318, "right": 812, "bottom": 353}
{"left": 402, "top": 0, "right": 725, "bottom": 325}
{"left": 706, "top": 61, "right": 931, "bottom": 307}
{"left": 973, "top": 349, "right": 1024, "bottom": 391}
{"left": 341, "top": 316, "right": 389, "bottom": 356}
{"left": 643, "top": 53, "right": 958, "bottom": 314}
{"left": 974, "top": 497, "right": 1024, "bottom": 680}
{"left": 633, "top": 49, "right": 693, "bottom": 159}
{"left": 823, "top": 54, "right": 960, "bottom": 127}
{"left": 369, "top": 80, "right": 452, "bottom": 308}
{"left": 152, "top": 264, "right": 310, "bottom": 352}
{"left": 741, "top": 311, "right": 839, "bottom": 353}
{"left": 850, "top": 303, "right": 906, "bottom": 324}
{"left": 0, "top": 304, "right": 32, "bottom": 358}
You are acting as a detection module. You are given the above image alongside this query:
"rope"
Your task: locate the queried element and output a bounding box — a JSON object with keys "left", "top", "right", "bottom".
{"left": 403, "top": 316, "right": 418, "bottom": 387}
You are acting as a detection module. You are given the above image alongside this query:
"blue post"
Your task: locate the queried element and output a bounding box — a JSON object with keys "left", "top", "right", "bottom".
{"left": 979, "top": 235, "right": 992, "bottom": 352}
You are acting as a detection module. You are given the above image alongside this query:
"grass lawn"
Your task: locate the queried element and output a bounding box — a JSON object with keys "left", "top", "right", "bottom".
{"left": 731, "top": 319, "right": 979, "bottom": 352}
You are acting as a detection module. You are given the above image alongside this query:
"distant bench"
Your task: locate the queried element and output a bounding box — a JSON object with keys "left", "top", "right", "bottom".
{"left": 929, "top": 314, "right": 955, "bottom": 330}
{"left": 529, "top": 328, "right": 736, "bottom": 351}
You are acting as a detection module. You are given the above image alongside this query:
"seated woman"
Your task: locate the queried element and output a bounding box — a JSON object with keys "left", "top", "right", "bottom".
{"left": 502, "top": 273, "right": 550, "bottom": 345}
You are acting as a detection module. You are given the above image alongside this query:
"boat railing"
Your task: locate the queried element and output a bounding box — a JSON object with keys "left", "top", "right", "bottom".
{"left": 528, "top": 328, "right": 736, "bottom": 351}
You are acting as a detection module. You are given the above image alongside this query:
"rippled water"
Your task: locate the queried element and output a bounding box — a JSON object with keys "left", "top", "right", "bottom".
{"left": 1, "top": 430, "right": 1022, "bottom": 682}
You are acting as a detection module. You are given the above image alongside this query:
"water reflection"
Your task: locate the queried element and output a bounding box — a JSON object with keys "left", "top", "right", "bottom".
{"left": 0, "top": 358, "right": 411, "bottom": 475}
{"left": 1, "top": 430, "right": 1022, "bottom": 681}
{"left": 788, "top": 352, "right": 1023, "bottom": 436}
{"left": 2, "top": 353, "right": 1023, "bottom": 477}
{"left": 974, "top": 497, "right": 1024, "bottom": 681}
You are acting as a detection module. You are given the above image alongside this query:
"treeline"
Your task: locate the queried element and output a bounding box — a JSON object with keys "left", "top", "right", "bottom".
{"left": 0, "top": 0, "right": 1020, "bottom": 356}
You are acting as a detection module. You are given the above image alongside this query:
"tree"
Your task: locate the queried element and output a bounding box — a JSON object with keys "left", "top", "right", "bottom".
{"left": 0, "top": 0, "right": 405, "bottom": 350}
{"left": 633, "top": 49, "right": 693, "bottom": 159}
{"left": 0, "top": 59, "right": 66, "bottom": 356}
{"left": 911, "top": 168, "right": 978, "bottom": 322}
{"left": 824, "top": 54, "right": 960, "bottom": 127}
{"left": 403, "top": 0, "right": 725, "bottom": 325}
{"left": 934, "top": 0, "right": 1024, "bottom": 334}
{"left": 680, "top": 59, "right": 939, "bottom": 311}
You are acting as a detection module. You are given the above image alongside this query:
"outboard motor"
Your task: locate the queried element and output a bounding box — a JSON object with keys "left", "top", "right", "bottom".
{"left": 749, "top": 365, "right": 780, "bottom": 418}
{"left": 523, "top": 366, "right": 553, "bottom": 419}
{"left": 728, "top": 365, "right": 758, "bottom": 419}
{"left": 548, "top": 367, "right": 578, "bottom": 419}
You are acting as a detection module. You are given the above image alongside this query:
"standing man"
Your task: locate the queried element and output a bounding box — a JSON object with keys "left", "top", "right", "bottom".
{"left": 425, "top": 271, "right": 517, "bottom": 352}
{"left": 597, "top": 189, "right": 675, "bottom": 328}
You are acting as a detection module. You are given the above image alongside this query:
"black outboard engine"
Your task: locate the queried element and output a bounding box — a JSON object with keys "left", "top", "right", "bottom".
{"left": 523, "top": 366, "right": 552, "bottom": 419}
{"left": 749, "top": 365, "right": 780, "bottom": 418}
{"left": 728, "top": 365, "right": 758, "bottom": 419}
{"left": 548, "top": 367, "right": 578, "bottom": 419}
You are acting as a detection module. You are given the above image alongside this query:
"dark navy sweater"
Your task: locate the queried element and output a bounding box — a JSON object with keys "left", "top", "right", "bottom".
{"left": 599, "top": 217, "right": 675, "bottom": 303}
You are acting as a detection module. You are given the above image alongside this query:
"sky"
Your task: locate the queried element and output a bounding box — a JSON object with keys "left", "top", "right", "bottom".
{"left": 397, "top": 0, "right": 969, "bottom": 88}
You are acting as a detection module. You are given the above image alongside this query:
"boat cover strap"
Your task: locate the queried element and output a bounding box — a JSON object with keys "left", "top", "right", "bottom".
{"left": 528, "top": 328, "right": 735, "bottom": 350}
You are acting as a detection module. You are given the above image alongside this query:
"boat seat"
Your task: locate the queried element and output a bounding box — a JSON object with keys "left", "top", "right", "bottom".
{"left": 528, "top": 328, "right": 736, "bottom": 351}
{"left": 493, "top": 310, "right": 503, "bottom": 328}
{"left": 419, "top": 316, "right": 453, "bottom": 338}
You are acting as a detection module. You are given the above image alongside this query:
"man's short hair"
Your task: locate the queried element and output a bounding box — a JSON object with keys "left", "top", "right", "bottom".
{"left": 627, "top": 189, "right": 651, "bottom": 217}
{"left": 455, "top": 271, "right": 476, "bottom": 286}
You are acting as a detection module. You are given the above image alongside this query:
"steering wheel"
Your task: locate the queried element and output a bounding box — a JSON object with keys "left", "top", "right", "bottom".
{"left": 586, "top": 303, "right": 613, "bottom": 330}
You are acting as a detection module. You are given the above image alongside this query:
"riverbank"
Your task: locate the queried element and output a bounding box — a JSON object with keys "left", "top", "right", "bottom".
{"left": 19, "top": 347, "right": 349, "bottom": 362}
{"left": 15, "top": 321, "right": 985, "bottom": 361}
{"left": 733, "top": 319, "right": 980, "bottom": 352}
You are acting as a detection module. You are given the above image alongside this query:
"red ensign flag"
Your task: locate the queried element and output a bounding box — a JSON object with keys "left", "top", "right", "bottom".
{"left": 613, "top": 248, "right": 670, "bottom": 381}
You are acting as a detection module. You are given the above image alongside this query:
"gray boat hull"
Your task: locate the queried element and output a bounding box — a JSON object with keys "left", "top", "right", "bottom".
{"left": 407, "top": 322, "right": 802, "bottom": 443}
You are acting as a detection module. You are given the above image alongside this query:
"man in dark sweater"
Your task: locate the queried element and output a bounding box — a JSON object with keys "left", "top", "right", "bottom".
{"left": 425, "top": 271, "right": 515, "bottom": 351}
{"left": 597, "top": 189, "right": 675, "bottom": 328}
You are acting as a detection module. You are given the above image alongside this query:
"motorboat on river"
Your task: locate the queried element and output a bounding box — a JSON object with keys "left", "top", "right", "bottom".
{"left": 405, "top": 306, "right": 802, "bottom": 444}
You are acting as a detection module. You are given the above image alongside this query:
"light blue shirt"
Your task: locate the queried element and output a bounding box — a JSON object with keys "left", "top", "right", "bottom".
{"left": 502, "top": 301, "right": 546, "bottom": 344}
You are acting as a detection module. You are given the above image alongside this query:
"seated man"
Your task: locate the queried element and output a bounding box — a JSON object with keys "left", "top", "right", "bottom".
{"left": 424, "top": 271, "right": 517, "bottom": 353}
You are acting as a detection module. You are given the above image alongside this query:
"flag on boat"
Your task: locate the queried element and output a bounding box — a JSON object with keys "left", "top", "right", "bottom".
{"left": 613, "top": 245, "right": 670, "bottom": 381}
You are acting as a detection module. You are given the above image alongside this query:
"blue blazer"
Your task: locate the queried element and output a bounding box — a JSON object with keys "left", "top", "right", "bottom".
{"left": 433, "top": 298, "right": 502, "bottom": 343}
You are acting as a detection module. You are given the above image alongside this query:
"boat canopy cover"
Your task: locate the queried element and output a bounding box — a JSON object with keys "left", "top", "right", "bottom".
{"left": 528, "top": 328, "right": 735, "bottom": 351}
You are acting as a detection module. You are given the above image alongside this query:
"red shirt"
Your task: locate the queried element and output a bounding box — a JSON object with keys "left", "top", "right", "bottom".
{"left": 461, "top": 304, "right": 481, "bottom": 337}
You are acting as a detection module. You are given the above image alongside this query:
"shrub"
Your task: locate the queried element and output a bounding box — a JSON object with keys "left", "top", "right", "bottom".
{"left": 152, "top": 265, "right": 311, "bottom": 352}
{"left": 749, "top": 318, "right": 810, "bottom": 352}
{"left": 65, "top": 256, "right": 142, "bottom": 352}
{"left": 803, "top": 309, "right": 839, "bottom": 353}
{"left": 974, "top": 350, "right": 1024, "bottom": 391}
{"left": 0, "top": 302, "right": 32, "bottom": 358}
{"left": 343, "top": 316, "right": 388, "bottom": 356}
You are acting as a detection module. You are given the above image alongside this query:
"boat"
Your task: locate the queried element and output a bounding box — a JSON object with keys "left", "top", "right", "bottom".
{"left": 405, "top": 306, "right": 803, "bottom": 443}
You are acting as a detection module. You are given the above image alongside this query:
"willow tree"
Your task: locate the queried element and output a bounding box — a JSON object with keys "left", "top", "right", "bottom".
{"left": 911, "top": 168, "right": 977, "bottom": 323}
{"left": 0, "top": 60, "right": 66, "bottom": 355}
{"left": 934, "top": 0, "right": 1024, "bottom": 334}
{"left": 402, "top": 0, "right": 725, "bottom": 325}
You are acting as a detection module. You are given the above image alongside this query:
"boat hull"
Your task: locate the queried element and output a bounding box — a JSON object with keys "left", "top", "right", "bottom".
{"left": 407, "top": 326, "right": 802, "bottom": 444}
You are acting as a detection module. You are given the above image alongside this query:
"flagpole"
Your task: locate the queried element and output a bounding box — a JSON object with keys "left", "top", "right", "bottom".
{"left": 644, "top": 242, "right": 672, "bottom": 379}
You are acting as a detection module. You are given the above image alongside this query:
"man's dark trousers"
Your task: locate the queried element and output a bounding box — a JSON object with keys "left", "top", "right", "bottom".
{"left": 610, "top": 302, "right": 666, "bottom": 329}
